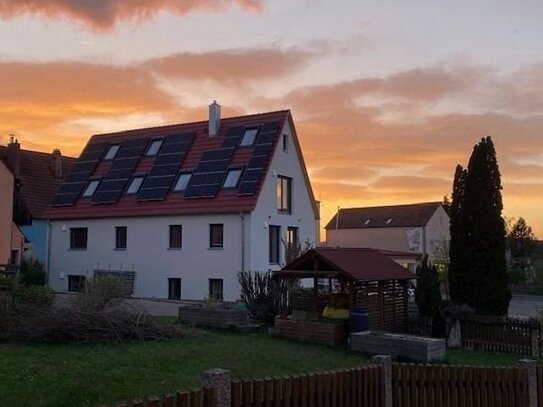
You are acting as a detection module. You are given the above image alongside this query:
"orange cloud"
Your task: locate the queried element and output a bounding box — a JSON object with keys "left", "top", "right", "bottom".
{"left": 145, "top": 48, "right": 316, "bottom": 84}
{"left": 0, "top": 0, "right": 262, "bottom": 31}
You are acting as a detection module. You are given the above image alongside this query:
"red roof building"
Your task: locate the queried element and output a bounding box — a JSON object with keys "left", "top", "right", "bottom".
{"left": 46, "top": 104, "right": 319, "bottom": 301}
{"left": 0, "top": 138, "right": 75, "bottom": 264}
{"left": 326, "top": 202, "right": 449, "bottom": 266}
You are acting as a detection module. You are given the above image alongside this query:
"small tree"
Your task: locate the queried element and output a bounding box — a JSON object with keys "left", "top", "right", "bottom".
{"left": 415, "top": 256, "right": 445, "bottom": 337}
{"left": 19, "top": 258, "right": 47, "bottom": 286}
{"left": 237, "top": 270, "right": 280, "bottom": 325}
{"left": 508, "top": 217, "right": 537, "bottom": 280}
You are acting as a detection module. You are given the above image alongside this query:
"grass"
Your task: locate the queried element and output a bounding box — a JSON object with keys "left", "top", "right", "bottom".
{"left": 0, "top": 329, "right": 368, "bottom": 407}
{"left": 446, "top": 348, "right": 523, "bottom": 366}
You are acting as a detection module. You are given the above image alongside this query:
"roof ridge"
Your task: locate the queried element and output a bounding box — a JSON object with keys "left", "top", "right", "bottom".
{"left": 0, "top": 145, "right": 77, "bottom": 160}
{"left": 339, "top": 201, "right": 442, "bottom": 211}
{"left": 91, "top": 109, "right": 291, "bottom": 139}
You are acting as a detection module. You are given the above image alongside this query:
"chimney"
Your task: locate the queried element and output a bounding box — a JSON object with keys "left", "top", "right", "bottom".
{"left": 208, "top": 100, "right": 221, "bottom": 137}
{"left": 50, "top": 149, "right": 63, "bottom": 179}
{"left": 6, "top": 135, "right": 21, "bottom": 178}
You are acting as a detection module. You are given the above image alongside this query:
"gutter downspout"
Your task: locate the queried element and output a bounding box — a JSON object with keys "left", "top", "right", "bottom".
{"left": 334, "top": 206, "right": 340, "bottom": 247}
{"left": 46, "top": 220, "right": 52, "bottom": 286}
{"left": 240, "top": 212, "right": 245, "bottom": 272}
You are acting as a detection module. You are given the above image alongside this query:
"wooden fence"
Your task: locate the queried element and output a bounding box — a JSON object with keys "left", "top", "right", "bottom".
{"left": 460, "top": 317, "right": 538, "bottom": 356}
{"left": 106, "top": 360, "right": 543, "bottom": 407}
{"left": 393, "top": 363, "right": 528, "bottom": 407}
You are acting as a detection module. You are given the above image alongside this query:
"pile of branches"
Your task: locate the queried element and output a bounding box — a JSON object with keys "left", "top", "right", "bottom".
{"left": 0, "top": 277, "right": 185, "bottom": 344}
{"left": 1, "top": 304, "right": 183, "bottom": 344}
{"left": 238, "top": 270, "right": 280, "bottom": 325}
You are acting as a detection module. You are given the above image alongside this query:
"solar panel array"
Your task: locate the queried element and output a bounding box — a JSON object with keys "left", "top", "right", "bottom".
{"left": 137, "top": 133, "right": 194, "bottom": 201}
{"left": 92, "top": 139, "right": 148, "bottom": 204}
{"left": 237, "top": 121, "right": 280, "bottom": 196}
{"left": 51, "top": 117, "right": 283, "bottom": 208}
{"left": 184, "top": 145, "right": 235, "bottom": 198}
{"left": 51, "top": 141, "right": 108, "bottom": 206}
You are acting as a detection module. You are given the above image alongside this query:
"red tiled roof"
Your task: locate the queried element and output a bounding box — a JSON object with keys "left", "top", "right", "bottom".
{"left": 45, "top": 110, "right": 318, "bottom": 220}
{"left": 278, "top": 247, "right": 415, "bottom": 281}
{"left": 325, "top": 202, "right": 443, "bottom": 229}
{"left": 0, "top": 146, "right": 76, "bottom": 219}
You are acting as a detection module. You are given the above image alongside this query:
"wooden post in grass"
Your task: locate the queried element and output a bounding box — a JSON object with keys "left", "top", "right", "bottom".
{"left": 519, "top": 359, "right": 537, "bottom": 407}
{"left": 203, "top": 368, "right": 231, "bottom": 407}
{"left": 371, "top": 355, "right": 392, "bottom": 407}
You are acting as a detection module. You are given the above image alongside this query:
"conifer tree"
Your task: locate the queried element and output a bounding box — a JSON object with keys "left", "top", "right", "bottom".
{"left": 448, "top": 137, "right": 510, "bottom": 315}
{"left": 415, "top": 256, "right": 445, "bottom": 336}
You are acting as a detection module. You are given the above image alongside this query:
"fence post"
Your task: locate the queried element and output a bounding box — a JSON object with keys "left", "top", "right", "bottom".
{"left": 529, "top": 319, "right": 540, "bottom": 358}
{"left": 203, "top": 368, "right": 231, "bottom": 407}
{"left": 371, "top": 355, "right": 392, "bottom": 407}
{"left": 519, "top": 359, "right": 537, "bottom": 407}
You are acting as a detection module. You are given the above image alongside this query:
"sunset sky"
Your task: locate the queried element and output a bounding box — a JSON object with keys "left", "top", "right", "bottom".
{"left": 1, "top": 0, "right": 542, "bottom": 236}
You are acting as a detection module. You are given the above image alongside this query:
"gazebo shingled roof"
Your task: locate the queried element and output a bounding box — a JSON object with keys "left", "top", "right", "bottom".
{"left": 275, "top": 247, "right": 415, "bottom": 282}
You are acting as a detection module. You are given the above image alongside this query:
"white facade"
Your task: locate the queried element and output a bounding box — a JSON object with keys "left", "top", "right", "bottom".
{"left": 48, "top": 120, "right": 317, "bottom": 301}
{"left": 326, "top": 205, "right": 450, "bottom": 263}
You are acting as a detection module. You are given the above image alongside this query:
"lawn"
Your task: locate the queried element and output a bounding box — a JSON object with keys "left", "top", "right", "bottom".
{"left": 0, "top": 329, "right": 368, "bottom": 407}
{"left": 446, "top": 348, "right": 523, "bottom": 366}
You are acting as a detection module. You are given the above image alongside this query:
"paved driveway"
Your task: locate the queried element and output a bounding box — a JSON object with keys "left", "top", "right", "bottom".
{"left": 509, "top": 295, "right": 543, "bottom": 319}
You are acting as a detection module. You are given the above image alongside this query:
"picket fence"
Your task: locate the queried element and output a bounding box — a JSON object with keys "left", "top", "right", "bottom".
{"left": 106, "top": 361, "right": 541, "bottom": 407}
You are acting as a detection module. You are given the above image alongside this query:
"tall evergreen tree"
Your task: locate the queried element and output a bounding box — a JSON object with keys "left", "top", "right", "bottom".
{"left": 448, "top": 137, "right": 511, "bottom": 315}
{"left": 415, "top": 256, "right": 445, "bottom": 336}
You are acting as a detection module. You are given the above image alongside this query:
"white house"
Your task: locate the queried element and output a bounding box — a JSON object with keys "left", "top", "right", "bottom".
{"left": 325, "top": 202, "right": 450, "bottom": 269}
{"left": 46, "top": 104, "right": 319, "bottom": 301}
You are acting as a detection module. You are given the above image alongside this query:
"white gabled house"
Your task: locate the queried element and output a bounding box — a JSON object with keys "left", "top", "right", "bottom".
{"left": 46, "top": 103, "right": 319, "bottom": 301}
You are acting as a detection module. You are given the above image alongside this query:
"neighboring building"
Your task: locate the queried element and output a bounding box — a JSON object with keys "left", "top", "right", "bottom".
{"left": 325, "top": 202, "right": 449, "bottom": 266}
{"left": 46, "top": 104, "right": 319, "bottom": 301}
{"left": 0, "top": 159, "right": 15, "bottom": 264}
{"left": 0, "top": 137, "right": 76, "bottom": 265}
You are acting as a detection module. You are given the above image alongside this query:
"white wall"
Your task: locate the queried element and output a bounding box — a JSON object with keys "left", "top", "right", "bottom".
{"left": 49, "top": 214, "right": 245, "bottom": 301}
{"left": 249, "top": 119, "right": 317, "bottom": 270}
{"left": 425, "top": 205, "right": 450, "bottom": 262}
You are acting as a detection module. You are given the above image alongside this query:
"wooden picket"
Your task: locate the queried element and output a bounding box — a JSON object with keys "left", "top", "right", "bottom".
{"left": 392, "top": 363, "right": 528, "bottom": 407}
{"left": 460, "top": 317, "right": 536, "bottom": 355}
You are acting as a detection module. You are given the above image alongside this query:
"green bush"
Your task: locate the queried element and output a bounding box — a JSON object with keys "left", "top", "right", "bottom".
{"left": 19, "top": 258, "right": 47, "bottom": 286}
{"left": 12, "top": 284, "right": 53, "bottom": 311}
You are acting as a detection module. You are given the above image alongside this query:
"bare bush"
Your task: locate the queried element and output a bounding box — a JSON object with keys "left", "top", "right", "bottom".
{"left": 0, "top": 277, "right": 185, "bottom": 344}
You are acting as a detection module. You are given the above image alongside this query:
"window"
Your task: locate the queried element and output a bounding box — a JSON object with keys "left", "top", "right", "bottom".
{"left": 223, "top": 169, "right": 242, "bottom": 189}
{"left": 283, "top": 134, "right": 289, "bottom": 152}
{"left": 209, "top": 279, "right": 224, "bottom": 301}
{"left": 146, "top": 139, "right": 163, "bottom": 156}
{"left": 209, "top": 224, "right": 224, "bottom": 248}
{"left": 70, "top": 227, "right": 88, "bottom": 249}
{"left": 9, "top": 250, "right": 19, "bottom": 265}
{"left": 240, "top": 128, "right": 258, "bottom": 146}
{"left": 169, "top": 225, "right": 182, "bottom": 248}
{"left": 173, "top": 173, "right": 191, "bottom": 192}
{"left": 126, "top": 176, "right": 144, "bottom": 194}
{"left": 168, "top": 278, "right": 181, "bottom": 300}
{"left": 104, "top": 145, "right": 120, "bottom": 160}
{"left": 277, "top": 176, "right": 292, "bottom": 214}
{"left": 269, "top": 225, "right": 281, "bottom": 264}
{"left": 115, "top": 226, "right": 127, "bottom": 249}
{"left": 287, "top": 226, "right": 298, "bottom": 249}
{"left": 68, "top": 275, "right": 86, "bottom": 292}
{"left": 82, "top": 180, "right": 100, "bottom": 197}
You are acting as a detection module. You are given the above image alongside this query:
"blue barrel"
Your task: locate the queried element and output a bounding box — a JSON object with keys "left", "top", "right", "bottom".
{"left": 350, "top": 308, "right": 369, "bottom": 332}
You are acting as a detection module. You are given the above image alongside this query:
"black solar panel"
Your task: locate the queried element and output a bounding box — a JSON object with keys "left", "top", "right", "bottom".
{"left": 261, "top": 121, "right": 281, "bottom": 133}
{"left": 65, "top": 172, "right": 92, "bottom": 183}
{"left": 111, "top": 157, "right": 140, "bottom": 170}
{"left": 57, "top": 182, "right": 86, "bottom": 195}
{"left": 51, "top": 193, "right": 80, "bottom": 206}
{"left": 97, "top": 179, "right": 128, "bottom": 192}
{"left": 71, "top": 161, "right": 97, "bottom": 173}
{"left": 241, "top": 169, "right": 263, "bottom": 182}
{"left": 247, "top": 156, "right": 268, "bottom": 170}
{"left": 184, "top": 145, "right": 235, "bottom": 199}
{"left": 253, "top": 144, "right": 272, "bottom": 157}
{"left": 92, "top": 190, "right": 122, "bottom": 203}
{"left": 227, "top": 126, "right": 244, "bottom": 137}
{"left": 255, "top": 132, "right": 276, "bottom": 145}
{"left": 136, "top": 132, "right": 195, "bottom": 201}
{"left": 221, "top": 137, "right": 239, "bottom": 148}
{"left": 237, "top": 181, "right": 258, "bottom": 195}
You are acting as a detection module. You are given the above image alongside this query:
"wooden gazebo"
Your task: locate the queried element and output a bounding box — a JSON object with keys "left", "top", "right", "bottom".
{"left": 273, "top": 247, "right": 415, "bottom": 345}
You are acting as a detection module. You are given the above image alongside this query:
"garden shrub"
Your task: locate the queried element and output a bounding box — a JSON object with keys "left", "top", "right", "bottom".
{"left": 238, "top": 270, "right": 280, "bottom": 325}
{"left": 19, "top": 258, "right": 47, "bottom": 286}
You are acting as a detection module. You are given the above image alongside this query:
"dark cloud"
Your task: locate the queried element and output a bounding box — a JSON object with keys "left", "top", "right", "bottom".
{"left": 0, "top": 0, "right": 262, "bottom": 31}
